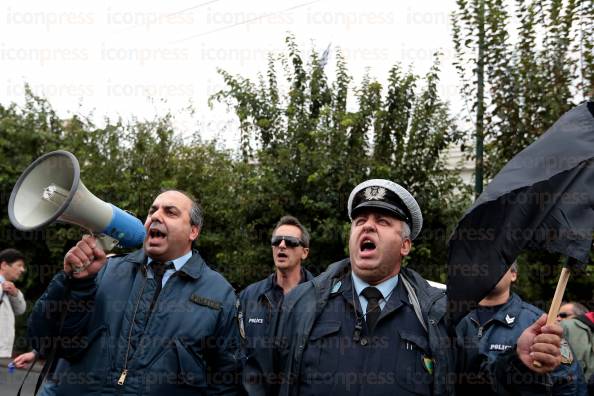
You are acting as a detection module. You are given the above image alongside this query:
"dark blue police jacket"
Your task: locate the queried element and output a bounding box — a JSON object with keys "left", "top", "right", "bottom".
{"left": 239, "top": 268, "right": 314, "bottom": 356}
{"left": 244, "top": 259, "right": 571, "bottom": 396}
{"left": 244, "top": 259, "right": 455, "bottom": 396}
{"left": 456, "top": 292, "right": 587, "bottom": 396}
{"left": 28, "top": 249, "right": 243, "bottom": 395}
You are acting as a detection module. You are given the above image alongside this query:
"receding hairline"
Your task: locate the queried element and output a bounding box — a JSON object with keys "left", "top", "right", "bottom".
{"left": 153, "top": 189, "right": 203, "bottom": 228}
{"left": 152, "top": 191, "right": 193, "bottom": 209}
{"left": 156, "top": 190, "right": 193, "bottom": 202}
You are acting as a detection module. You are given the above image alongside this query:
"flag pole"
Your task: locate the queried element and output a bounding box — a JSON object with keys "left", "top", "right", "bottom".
{"left": 532, "top": 258, "right": 575, "bottom": 368}
{"left": 543, "top": 266, "right": 571, "bottom": 326}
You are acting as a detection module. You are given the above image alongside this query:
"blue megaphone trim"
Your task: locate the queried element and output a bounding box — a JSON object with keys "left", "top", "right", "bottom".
{"left": 101, "top": 205, "right": 146, "bottom": 248}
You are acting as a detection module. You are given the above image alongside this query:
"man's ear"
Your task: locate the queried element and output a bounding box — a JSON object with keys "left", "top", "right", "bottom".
{"left": 400, "top": 239, "right": 412, "bottom": 257}
{"left": 301, "top": 247, "right": 310, "bottom": 261}
{"left": 510, "top": 270, "right": 518, "bottom": 283}
{"left": 190, "top": 225, "right": 200, "bottom": 242}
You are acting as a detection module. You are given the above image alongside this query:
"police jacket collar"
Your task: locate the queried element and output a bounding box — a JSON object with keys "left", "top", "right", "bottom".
{"left": 313, "top": 259, "right": 445, "bottom": 324}
{"left": 351, "top": 271, "right": 399, "bottom": 304}
{"left": 146, "top": 250, "right": 192, "bottom": 272}
{"left": 380, "top": 279, "right": 410, "bottom": 319}
{"left": 334, "top": 271, "right": 409, "bottom": 317}
{"left": 262, "top": 272, "right": 278, "bottom": 294}
{"left": 256, "top": 272, "right": 283, "bottom": 306}
{"left": 123, "top": 248, "right": 206, "bottom": 280}
{"left": 259, "top": 267, "right": 314, "bottom": 298}
{"left": 470, "top": 293, "right": 523, "bottom": 328}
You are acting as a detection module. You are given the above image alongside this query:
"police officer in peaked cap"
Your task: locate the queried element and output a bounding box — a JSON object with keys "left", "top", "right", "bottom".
{"left": 244, "top": 179, "right": 565, "bottom": 396}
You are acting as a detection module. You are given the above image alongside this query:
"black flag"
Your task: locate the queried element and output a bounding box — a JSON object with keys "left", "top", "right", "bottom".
{"left": 447, "top": 102, "right": 594, "bottom": 322}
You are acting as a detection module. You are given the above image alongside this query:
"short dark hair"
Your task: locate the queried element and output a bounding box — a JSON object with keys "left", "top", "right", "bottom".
{"left": 273, "top": 216, "right": 310, "bottom": 248}
{"left": 159, "top": 189, "right": 203, "bottom": 228}
{"left": 0, "top": 248, "right": 25, "bottom": 265}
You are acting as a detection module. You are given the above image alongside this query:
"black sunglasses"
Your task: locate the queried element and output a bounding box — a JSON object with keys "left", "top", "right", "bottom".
{"left": 271, "top": 235, "right": 305, "bottom": 248}
{"left": 557, "top": 312, "right": 570, "bottom": 318}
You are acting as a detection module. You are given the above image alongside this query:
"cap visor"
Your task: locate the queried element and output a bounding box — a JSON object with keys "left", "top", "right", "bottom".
{"left": 351, "top": 202, "right": 409, "bottom": 222}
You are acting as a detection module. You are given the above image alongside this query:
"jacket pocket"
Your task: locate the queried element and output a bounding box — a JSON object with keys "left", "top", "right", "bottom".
{"left": 68, "top": 325, "right": 110, "bottom": 363}
{"left": 174, "top": 339, "right": 207, "bottom": 388}
{"left": 301, "top": 321, "right": 342, "bottom": 386}
{"left": 395, "top": 330, "right": 433, "bottom": 395}
{"left": 309, "top": 321, "right": 342, "bottom": 341}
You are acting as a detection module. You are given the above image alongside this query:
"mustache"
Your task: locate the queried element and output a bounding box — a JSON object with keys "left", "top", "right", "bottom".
{"left": 148, "top": 222, "right": 167, "bottom": 232}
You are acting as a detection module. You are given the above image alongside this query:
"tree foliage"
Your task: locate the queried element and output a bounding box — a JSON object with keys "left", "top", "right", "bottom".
{"left": 452, "top": 0, "right": 594, "bottom": 303}
{"left": 1, "top": 38, "right": 467, "bottom": 353}
{"left": 212, "top": 35, "right": 467, "bottom": 279}
{"left": 453, "top": 0, "right": 594, "bottom": 177}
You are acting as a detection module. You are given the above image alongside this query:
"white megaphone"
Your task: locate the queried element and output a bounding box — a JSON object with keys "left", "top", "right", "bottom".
{"left": 8, "top": 150, "right": 146, "bottom": 251}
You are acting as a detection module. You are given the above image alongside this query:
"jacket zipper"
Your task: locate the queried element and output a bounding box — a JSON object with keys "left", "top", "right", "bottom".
{"left": 471, "top": 317, "right": 492, "bottom": 340}
{"left": 118, "top": 275, "right": 148, "bottom": 386}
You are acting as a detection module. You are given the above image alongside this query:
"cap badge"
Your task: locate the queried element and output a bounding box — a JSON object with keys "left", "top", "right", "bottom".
{"left": 364, "top": 186, "right": 386, "bottom": 201}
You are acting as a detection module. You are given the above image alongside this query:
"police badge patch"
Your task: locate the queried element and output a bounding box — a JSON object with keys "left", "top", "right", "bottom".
{"left": 560, "top": 339, "right": 574, "bottom": 365}
{"left": 330, "top": 280, "right": 342, "bottom": 294}
{"left": 236, "top": 299, "right": 246, "bottom": 340}
{"left": 422, "top": 355, "right": 434, "bottom": 375}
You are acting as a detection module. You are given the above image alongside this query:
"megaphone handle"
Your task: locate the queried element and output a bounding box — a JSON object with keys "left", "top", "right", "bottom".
{"left": 94, "top": 234, "right": 119, "bottom": 252}
{"left": 70, "top": 233, "right": 118, "bottom": 275}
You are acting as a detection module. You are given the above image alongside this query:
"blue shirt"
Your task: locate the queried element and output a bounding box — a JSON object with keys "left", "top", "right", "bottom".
{"left": 351, "top": 271, "right": 399, "bottom": 314}
{"left": 0, "top": 274, "right": 5, "bottom": 300}
{"left": 145, "top": 251, "right": 192, "bottom": 287}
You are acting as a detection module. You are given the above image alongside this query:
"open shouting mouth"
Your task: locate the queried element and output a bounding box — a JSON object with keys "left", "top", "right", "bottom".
{"left": 358, "top": 236, "right": 377, "bottom": 258}
{"left": 148, "top": 223, "right": 167, "bottom": 244}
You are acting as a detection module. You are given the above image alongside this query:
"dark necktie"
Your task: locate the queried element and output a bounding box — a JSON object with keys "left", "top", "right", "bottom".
{"left": 149, "top": 261, "right": 174, "bottom": 311}
{"left": 362, "top": 286, "right": 383, "bottom": 333}
{"left": 128, "top": 261, "right": 175, "bottom": 352}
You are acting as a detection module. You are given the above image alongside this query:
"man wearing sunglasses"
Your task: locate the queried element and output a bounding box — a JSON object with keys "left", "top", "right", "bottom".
{"left": 239, "top": 215, "right": 314, "bottom": 357}
{"left": 557, "top": 301, "right": 588, "bottom": 322}
{"left": 244, "top": 179, "right": 566, "bottom": 396}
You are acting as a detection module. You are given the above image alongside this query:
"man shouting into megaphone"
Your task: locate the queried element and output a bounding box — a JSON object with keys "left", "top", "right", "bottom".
{"left": 28, "top": 190, "right": 243, "bottom": 395}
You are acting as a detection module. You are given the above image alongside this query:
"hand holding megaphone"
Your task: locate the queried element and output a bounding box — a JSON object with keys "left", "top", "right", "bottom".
{"left": 64, "top": 235, "right": 107, "bottom": 278}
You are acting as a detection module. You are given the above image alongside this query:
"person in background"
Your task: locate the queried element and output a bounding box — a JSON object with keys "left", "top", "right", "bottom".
{"left": 456, "top": 262, "right": 586, "bottom": 395}
{"left": 558, "top": 301, "right": 589, "bottom": 322}
{"left": 0, "top": 248, "right": 27, "bottom": 363}
{"left": 13, "top": 350, "right": 67, "bottom": 396}
{"left": 562, "top": 308, "right": 594, "bottom": 395}
{"left": 239, "top": 215, "right": 314, "bottom": 356}
{"left": 12, "top": 350, "right": 36, "bottom": 369}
